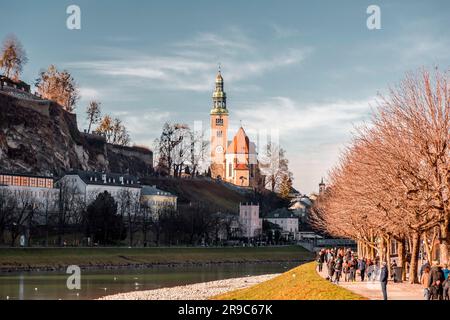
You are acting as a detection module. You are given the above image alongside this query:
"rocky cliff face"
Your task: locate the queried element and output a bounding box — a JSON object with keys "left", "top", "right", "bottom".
{"left": 0, "top": 92, "right": 153, "bottom": 177}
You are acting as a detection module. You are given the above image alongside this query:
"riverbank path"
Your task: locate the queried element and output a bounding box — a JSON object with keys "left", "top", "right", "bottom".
{"left": 317, "top": 266, "right": 423, "bottom": 300}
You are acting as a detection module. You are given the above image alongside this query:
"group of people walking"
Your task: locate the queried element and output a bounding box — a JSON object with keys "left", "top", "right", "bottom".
{"left": 420, "top": 260, "right": 450, "bottom": 300}
{"left": 316, "top": 247, "right": 450, "bottom": 300}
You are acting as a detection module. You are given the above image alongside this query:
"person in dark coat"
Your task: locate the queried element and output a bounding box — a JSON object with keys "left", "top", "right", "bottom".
{"left": 334, "top": 257, "right": 343, "bottom": 284}
{"left": 420, "top": 260, "right": 430, "bottom": 278}
{"left": 380, "top": 262, "right": 388, "bottom": 300}
{"left": 358, "top": 258, "right": 367, "bottom": 282}
{"left": 428, "top": 261, "right": 445, "bottom": 300}
{"left": 317, "top": 249, "right": 325, "bottom": 272}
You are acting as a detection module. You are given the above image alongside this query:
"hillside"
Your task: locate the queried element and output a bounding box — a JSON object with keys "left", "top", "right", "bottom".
{"left": 141, "top": 177, "right": 289, "bottom": 213}
{"left": 0, "top": 91, "right": 152, "bottom": 177}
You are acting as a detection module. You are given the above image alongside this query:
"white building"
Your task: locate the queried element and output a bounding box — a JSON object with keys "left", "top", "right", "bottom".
{"left": 56, "top": 171, "right": 141, "bottom": 204}
{"left": 265, "top": 208, "right": 299, "bottom": 234}
{"left": 239, "top": 203, "right": 262, "bottom": 239}
{"left": 0, "top": 172, "right": 59, "bottom": 213}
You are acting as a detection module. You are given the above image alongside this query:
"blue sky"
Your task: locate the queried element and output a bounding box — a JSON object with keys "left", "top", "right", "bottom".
{"left": 1, "top": 0, "right": 450, "bottom": 193}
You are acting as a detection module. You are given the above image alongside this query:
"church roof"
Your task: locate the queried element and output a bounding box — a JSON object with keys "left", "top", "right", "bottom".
{"left": 227, "top": 127, "right": 249, "bottom": 154}
{"left": 235, "top": 163, "right": 249, "bottom": 170}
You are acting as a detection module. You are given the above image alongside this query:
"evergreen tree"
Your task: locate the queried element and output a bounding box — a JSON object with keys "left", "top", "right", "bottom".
{"left": 279, "top": 174, "right": 292, "bottom": 199}
{"left": 84, "top": 191, "right": 125, "bottom": 245}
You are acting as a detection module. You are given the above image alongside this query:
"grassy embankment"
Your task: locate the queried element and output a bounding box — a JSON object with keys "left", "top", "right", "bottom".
{"left": 213, "top": 262, "right": 366, "bottom": 300}
{"left": 0, "top": 246, "right": 312, "bottom": 272}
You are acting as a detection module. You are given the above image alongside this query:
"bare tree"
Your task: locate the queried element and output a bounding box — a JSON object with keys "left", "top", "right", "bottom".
{"left": 95, "top": 115, "right": 130, "bottom": 146}
{"left": 259, "top": 142, "right": 291, "bottom": 192}
{"left": 188, "top": 128, "right": 209, "bottom": 177}
{"left": 0, "top": 34, "right": 28, "bottom": 80}
{"left": 116, "top": 189, "right": 140, "bottom": 246}
{"left": 96, "top": 114, "right": 113, "bottom": 141}
{"left": 155, "top": 122, "right": 188, "bottom": 176}
{"left": 86, "top": 101, "right": 102, "bottom": 134}
{"left": 312, "top": 69, "right": 450, "bottom": 283}
{"left": 35, "top": 65, "right": 80, "bottom": 112}
{"left": 0, "top": 189, "right": 15, "bottom": 244}
{"left": 7, "top": 190, "right": 38, "bottom": 247}
{"left": 57, "top": 178, "right": 84, "bottom": 246}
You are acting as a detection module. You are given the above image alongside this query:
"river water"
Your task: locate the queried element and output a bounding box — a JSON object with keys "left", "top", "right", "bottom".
{"left": 0, "top": 262, "right": 298, "bottom": 300}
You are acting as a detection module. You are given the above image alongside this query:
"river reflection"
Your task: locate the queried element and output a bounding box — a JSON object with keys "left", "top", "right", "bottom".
{"left": 0, "top": 262, "right": 298, "bottom": 300}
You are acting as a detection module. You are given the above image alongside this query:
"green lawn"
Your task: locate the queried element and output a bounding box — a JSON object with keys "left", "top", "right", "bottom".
{"left": 213, "top": 262, "right": 366, "bottom": 300}
{"left": 0, "top": 246, "right": 312, "bottom": 271}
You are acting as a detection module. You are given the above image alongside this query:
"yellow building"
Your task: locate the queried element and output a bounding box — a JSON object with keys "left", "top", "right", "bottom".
{"left": 140, "top": 185, "right": 177, "bottom": 216}
{"left": 210, "top": 70, "right": 261, "bottom": 188}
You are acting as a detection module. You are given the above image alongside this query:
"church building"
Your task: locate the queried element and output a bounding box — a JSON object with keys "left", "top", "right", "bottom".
{"left": 209, "top": 70, "right": 261, "bottom": 188}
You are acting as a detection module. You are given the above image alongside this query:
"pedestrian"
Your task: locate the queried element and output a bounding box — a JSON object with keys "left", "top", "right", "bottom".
{"left": 334, "top": 257, "right": 343, "bottom": 284}
{"left": 442, "top": 263, "right": 449, "bottom": 280}
{"left": 391, "top": 260, "right": 398, "bottom": 283}
{"left": 428, "top": 261, "right": 445, "bottom": 300}
{"left": 349, "top": 257, "right": 357, "bottom": 282}
{"left": 343, "top": 260, "right": 349, "bottom": 282}
{"left": 358, "top": 257, "right": 367, "bottom": 282}
{"left": 420, "top": 259, "right": 430, "bottom": 278}
{"left": 380, "top": 261, "right": 388, "bottom": 300}
{"left": 421, "top": 265, "right": 431, "bottom": 300}
{"left": 317, "top": 249, "right": 325, "bottom": 272}
{"left": 327, "top": 257, "right": 335, "bottom": 282}
{"left": 443, "top": 276, "right": 450, "bottom": 300}
{"left": 443, "top": 263, "right": 450, "bottom": 301}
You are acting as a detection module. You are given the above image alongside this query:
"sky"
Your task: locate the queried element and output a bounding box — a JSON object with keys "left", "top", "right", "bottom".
{"left": 1, "top": 0, "right": 450, "bottom": 194}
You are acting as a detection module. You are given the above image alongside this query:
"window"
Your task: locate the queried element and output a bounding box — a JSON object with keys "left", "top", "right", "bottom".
{"left": 3, "top": 175, "right": 11, "bottom": 185}
{"left": 228, "top": 163, "right": 232, "bottom": 177}
{"left": 215, "top": 118, "right": 224, "bottom": 126}
{"left": 30, "top": 178, "right": 37, "bottom": 187}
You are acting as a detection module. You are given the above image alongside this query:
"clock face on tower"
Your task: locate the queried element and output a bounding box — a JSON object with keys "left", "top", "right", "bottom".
{"left": 215, "top": 145, "right": 224, "bottom": 154}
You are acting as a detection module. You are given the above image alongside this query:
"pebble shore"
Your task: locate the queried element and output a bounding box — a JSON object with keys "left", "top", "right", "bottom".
{"left": 98, "top": 274, "right": 279, "bottom": 300}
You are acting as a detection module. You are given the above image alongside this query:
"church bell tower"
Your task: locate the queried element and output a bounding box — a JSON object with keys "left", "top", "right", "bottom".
{"left": 210, "top": 68, "right": 229, "bottom": 180}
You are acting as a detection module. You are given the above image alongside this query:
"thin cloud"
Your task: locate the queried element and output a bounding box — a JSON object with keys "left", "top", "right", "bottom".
{"left": 271, "top": 24, "right": 300, "bottom": 39}
{"left": 67, "top": 28, "right": 311, "bottom": 92}
{"left": 235, "top": 96, "right": 374, "bottom": 135}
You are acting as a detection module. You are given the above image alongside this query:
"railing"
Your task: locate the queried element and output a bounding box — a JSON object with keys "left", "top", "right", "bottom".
{"left": 316, "top": 239, "right": 356, "bottom": 247}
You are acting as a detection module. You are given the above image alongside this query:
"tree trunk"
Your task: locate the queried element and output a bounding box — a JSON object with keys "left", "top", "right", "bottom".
{"left": 386, "top": 236, "right": 391, "bottom": 279}
{"left": 409, "top": 232, "right": 421, "bottom": 284}
{"left": 439, "top": 219, "right": 449, "bottom": 265}
{"left": 379, "top": 236, "right": 384, "bottom": 264}
{"left": 397, "top": 238, "right": 407, "bottom": 281}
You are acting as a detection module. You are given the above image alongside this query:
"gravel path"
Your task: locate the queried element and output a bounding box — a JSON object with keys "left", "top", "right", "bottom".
{"left": 98, "top": 274, "right": 279, "bottom": 300}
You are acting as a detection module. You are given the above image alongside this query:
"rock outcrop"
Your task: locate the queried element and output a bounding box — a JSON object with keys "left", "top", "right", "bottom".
{"left": 0, "top": 92, "right": 152, "bottom": 177}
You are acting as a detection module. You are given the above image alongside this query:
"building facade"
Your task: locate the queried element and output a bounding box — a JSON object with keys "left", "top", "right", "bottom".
{"left": 141, "top": 185, "right": 178, "bottom": 216}
{"left": 56, "top": 171, "right": 142, "bottom": 204}
{"left": 57, "top": 171, "right": 177, "bottom": 215}
{"left": 210, "top": 70, "right": 260, "bottom": 188}
{"left": 0, "top": 172, "right": 59, "bottom": 211}
{"left": 265, "top": 208, "right": 299, "bottom": 234}
{"left": 239, "top": 203, "right": 262, "bottom": 239}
